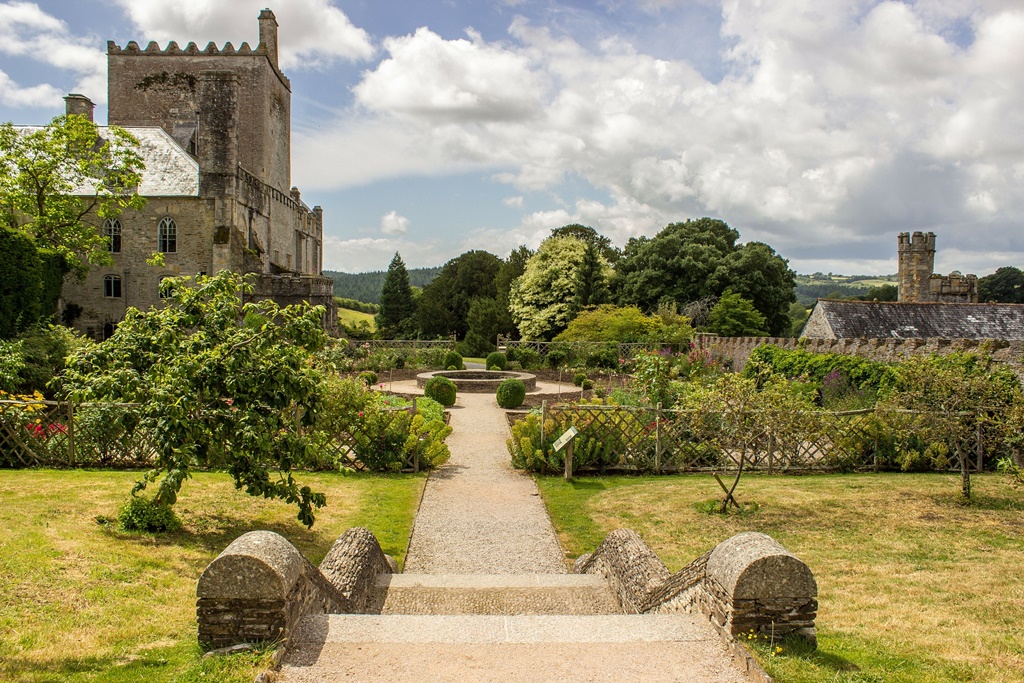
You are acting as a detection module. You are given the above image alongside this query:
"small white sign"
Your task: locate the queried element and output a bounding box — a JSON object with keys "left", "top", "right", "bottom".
{"left": 552, "top": 426, "right": 579, "bottom": 452}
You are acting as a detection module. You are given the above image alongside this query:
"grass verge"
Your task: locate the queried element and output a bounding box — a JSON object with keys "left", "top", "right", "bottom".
{"left": 0, "top": 469, "right": 425, "bottom": 682}
{"left": 337, "top": 307, "right": 376, "bottom": 331}
{"left": 537, "top": 472, "right": 1024, "bottom": 683}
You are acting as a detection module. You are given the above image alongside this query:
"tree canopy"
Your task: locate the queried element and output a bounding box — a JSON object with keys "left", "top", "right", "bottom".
{"left": 0, "top": 115, "right": 145, "bottom": 278}
{"left": 416, "top": 250, "right": 502, "bottom": 339}
{"left": 509, "top": 236, "right": 612, "bottom": 340}
{"left": 58, "top": 271, "right": 330, "bottom": 527}
{"left": 978, "top": 266, "right": 1024, "bottom": 303}
{"left": 549, "top": 224, "right": 620, "bottom": 263}
{"left": 613, "top": 218, "right": 795, "bottom": 335}
{"left": 704, "top": 290, "right": 769, "bottom": 337}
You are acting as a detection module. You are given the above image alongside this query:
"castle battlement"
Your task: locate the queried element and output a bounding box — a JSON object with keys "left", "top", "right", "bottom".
{"left": 897, "top": 231, "right": 936, "bottom": 252}
{"left": 897, "top": 232, "right": 977, "bottom": 303}
{"left": 108, "top": 40, "right": 257, "bottom": 56}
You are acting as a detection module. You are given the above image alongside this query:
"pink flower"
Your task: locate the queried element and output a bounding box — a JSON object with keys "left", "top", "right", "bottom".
{"left": 358, "top": 411, "right": 364, "bottom": 417}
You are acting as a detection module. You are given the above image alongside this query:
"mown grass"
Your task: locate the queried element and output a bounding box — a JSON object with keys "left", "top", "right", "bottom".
{"left": 537, "top": 472, "right": 1024, "bottom": 683}
{"left": 0, "top": 469, "right": 425, "bottom": 683}
{"left": 337, "top": 307, "right": 376, "bottom": 331}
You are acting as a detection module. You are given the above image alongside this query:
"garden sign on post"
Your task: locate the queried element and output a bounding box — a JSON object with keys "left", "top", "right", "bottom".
{"left": 553, "top": 426, "right": 579, "bottom": 481}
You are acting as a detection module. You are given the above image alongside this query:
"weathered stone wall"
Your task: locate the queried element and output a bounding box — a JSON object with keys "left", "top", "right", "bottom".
{"left": 577, "top": 529, "right": 817, "bottom": 646}
{"left": 196, "top": 527, "right": 394, "bottom": 648}
{"left": 62, "top": 197, "right": 217, "bottom": 340}
{"left": 699, "top": 335, "right": 1024, "bottom": 374}
{"left": 897, "top": 231, "right": 977, "bottom": 303}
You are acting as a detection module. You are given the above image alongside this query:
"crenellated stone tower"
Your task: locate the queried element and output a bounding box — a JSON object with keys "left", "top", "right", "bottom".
{"left": 897, "top": 232, "right": 977, "bottom": 303}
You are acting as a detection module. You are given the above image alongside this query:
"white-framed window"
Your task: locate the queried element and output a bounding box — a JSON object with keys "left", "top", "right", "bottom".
{"left": 103, "top": 218, "right": 122, "bottom": 253}
{"left": 158, "top": 217, "right": 177, "bottom": 253}
{"left": 103, "top": 274, "right": 122, "bottom": 298}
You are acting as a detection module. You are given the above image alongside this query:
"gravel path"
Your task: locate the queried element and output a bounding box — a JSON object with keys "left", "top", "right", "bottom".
{"left": 403, "top": 392, "right": 567, "bottom": 574}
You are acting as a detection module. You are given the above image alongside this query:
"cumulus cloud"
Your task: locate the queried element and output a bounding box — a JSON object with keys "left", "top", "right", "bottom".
{"left": 0, "top": 1, "right": 106, "bottom": 106}
{"left": 322, "top": 235, "right": 448, "bottom": 272}
{"left": 503, "top": 195, "right": 525, "bottom": 208}
{"left": 307, "top": 1, "right": 1024, "bottom": 271}
{"left": 111, "top": 0, "right": 374, "bottom": 69}
{"left": 380, "top": 210, "right": 409, "bottom": 235}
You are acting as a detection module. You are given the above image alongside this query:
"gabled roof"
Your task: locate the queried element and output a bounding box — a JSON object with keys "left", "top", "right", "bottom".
{"left": 11, "top": 125, "right": 199, "bottom": 197}
{"left": 802, "top": 300, "right": 1024, "bottom": 340}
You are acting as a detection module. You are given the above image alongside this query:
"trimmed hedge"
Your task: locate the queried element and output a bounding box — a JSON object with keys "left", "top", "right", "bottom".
{"left": 442, "top": 350, "right": 464, "bottom": 371}
{"left": 424, "top": 375, "right": 457, "bottom": 406}
{"left": 486, "top": 351, "right": 508, "bottom": 371}
{"left": 496, "top": 378, "right": 526, "bottom": 409}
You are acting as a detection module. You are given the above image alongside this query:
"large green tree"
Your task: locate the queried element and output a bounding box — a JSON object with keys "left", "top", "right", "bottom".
{"left": 978, "top": 266, "right": 1024, "bottom": 303}
{"left": 614, "top": 218, "right": 796, "bottom": 335}
{"left": 509, "top": 236, "right": 612, "bottom": 340}
{"left": 705, "top": 290, "right": 769, "bottom": 337}
{"left": 416, "top": 250, "right": 502, "bottom": 339}
{"left": 0, "top": 115, "right": 145, "bottom": 278}
{"left": 549, "top": 224, "right": 620, "bottom": 263}
{"left": 376, "top": 252, "right": 416, "bottom": 338}
{"left": 58, "top": 272, "right": 330, "bottom": 527}
{"left": 463, "top": 246, "right": 533, "bottom": 352}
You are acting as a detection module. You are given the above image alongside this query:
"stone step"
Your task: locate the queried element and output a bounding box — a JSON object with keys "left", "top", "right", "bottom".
{"left": 279, "top": 614, "right": 746, "bottom": 683}
{"left": 369, "top": 573, "right": 621, "bottom": 615}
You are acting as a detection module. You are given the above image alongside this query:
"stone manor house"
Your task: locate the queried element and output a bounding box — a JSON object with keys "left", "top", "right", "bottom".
{"left": 49, "top": 9, "right": 335, "bottom": 339}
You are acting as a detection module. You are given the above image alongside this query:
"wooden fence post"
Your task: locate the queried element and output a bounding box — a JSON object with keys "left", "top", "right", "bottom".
{"left": 976, "top": 419, "right": 984, "bottom": 473}
{"left": 655, "top": 402, "right": 662, "bottom": 475}
{"left": 767, "top": 432, "right": 775, "bottom": 475}
{"left": 564, "top": 440, "right": 573, "bottom": 481}
{"left": 67, "top": 401, "right": 75, "bottom": 467}
{"left": 540, "top": 400, "right": 546, "bottom": 456}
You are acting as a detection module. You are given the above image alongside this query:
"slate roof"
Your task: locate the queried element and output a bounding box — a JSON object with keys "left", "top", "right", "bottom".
{"left": 803, "top": 300, "right": 1024, "bottom": 340}
{"left": 12, "top": 125, "right": 199, "bottom": 197}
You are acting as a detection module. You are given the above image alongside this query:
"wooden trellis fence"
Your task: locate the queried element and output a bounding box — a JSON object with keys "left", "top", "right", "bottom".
{"left": 513, "top": 403, "right": 1004, "bottom": 475}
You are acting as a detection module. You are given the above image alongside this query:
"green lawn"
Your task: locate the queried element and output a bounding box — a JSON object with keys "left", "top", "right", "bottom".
{"left": 0, "top": 469, "right": 425, "bottom": 683}
{"left": 337, "top": 307, "right": 376, "bottom": 331}
{"left": 537, "top": 472, "right": 1024, "bottom": 683}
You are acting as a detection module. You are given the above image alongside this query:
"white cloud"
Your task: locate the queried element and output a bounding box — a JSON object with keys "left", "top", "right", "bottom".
{"left": 322, "top": 235, "right": 447, "bottom": 272}
{"left": 503, "top": 195, "right": 524, "bottom": 208}
{"left": 111, "top": 0, "right": 374, "bottom": 69}
{"left": 308, "top": 1, "right": 1024, "bottom": 269}
{"left": 380, "top": 210, "right": 409, "bottom": 235}
{"left": 0, "top": 1, "right": 106, "bottom": 106}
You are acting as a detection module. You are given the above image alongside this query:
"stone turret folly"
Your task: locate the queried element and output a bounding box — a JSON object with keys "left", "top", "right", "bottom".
{"left": 55, "top": 8, "right": 336, "bottom": 338}
{"left": 897, "top": 232, "right": 977, "bottom": 303}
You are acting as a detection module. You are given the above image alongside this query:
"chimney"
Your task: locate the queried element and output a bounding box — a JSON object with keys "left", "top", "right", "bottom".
{"left": 64, "top": 94, "right": 95, "bottom": 122}
{"left": 258, "top": 9, "right": 279, "bottom": 68}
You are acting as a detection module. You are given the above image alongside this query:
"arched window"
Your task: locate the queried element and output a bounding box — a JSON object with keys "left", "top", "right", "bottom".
{"left": 103, "top": 218, "right": 121, "bottom": 253}
{"left": 158, "top": 217, "right": 177, "bottom": 253}
{"left": 103, "top": 275, "right": 122, "bottom": 298}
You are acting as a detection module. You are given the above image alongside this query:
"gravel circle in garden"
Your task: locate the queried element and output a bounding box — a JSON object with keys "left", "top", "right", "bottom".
{"left": 403, "top": 392, "right": 567, "bottom": 574}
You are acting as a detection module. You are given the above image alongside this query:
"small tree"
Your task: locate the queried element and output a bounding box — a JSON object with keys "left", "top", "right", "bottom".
{"left": 705, "top": 290, "right": 768, "bottom": 337}
{"left": 58, "top": 271, "right": 330, "bottom": 527}
{"left": 878, "top": 354, "right": 1022, "bottom": 502}
{"left": 376, "top": 252, "right": 416, "bottom": 338}
{"left": 0, "top": 115, "right": 145, "bottom": 278}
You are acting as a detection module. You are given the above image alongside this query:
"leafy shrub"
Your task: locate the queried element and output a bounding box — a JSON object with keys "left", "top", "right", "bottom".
{"left": 583, "top": 344, "right": 619, "bottom": 369}
{"left": 581, "top": 379, "right": 593, "bottom": 391}
{"left": 358, "top": 371, "right": 378, "bottom": 387}
{"left": 546, "top": 344, "right": 573, "bottom": 368}
{"left": 117, "top": 496, "right": 181, "bottom": 533}
{"left": 506, "top": 346, "right": 542, "bottom": 369}
{"left": 572, "top": 372, "right": 587, "bottom": 387}
{"left": 424, "top": 376, "right": 457, "bottom": 406}
{"left": 486, "top": 351, "right": 508, "bottom": 371}
{"left": 442, "top": 350, "right": 463, "bottom": 371}
{"left": 496, "top": 378, "right": 526, "bottom": 408}
{"left": 744, "top": 344, "right": 893, "bottom": 394}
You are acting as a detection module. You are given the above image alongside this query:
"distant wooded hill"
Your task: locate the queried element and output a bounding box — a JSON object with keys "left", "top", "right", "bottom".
{"left": 794, "top": 274, "right": 898, "bottom": 306}
{"left": 324, "top": 267, "right": 442, "bottom": 304}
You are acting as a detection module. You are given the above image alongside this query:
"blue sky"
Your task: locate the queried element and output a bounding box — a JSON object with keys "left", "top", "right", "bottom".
{"left": 2, "top": 0, "right": 1023, "bottom": 276}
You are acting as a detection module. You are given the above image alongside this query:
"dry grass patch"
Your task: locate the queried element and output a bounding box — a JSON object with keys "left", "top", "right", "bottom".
{"left": 537, "top": 472, "right": 1024, "bottom": 683}
{"left": 0, "top": 469, "right": 425, "bottom": 682}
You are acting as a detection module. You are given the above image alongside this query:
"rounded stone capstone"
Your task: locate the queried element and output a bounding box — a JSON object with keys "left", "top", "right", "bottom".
{"left": 197, "top": 531, "right": 305, "bottom": 600}
{"left": 706, "top": 532, "right": 816, "bottom": 601}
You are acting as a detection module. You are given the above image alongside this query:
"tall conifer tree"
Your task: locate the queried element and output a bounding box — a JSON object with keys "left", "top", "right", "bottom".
{"left": 376, "top": 252, "right": 415, "bottom": 338}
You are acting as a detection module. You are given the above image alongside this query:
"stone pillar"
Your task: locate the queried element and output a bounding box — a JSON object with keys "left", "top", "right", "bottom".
{"left": 897, "top": 231, "right": 936, "bottom": 303}
{"left": 258, "top": 9, "right": 279, "bottom": 68}
{"left": 198, "top": 70, "right": 239, "bottom": 274}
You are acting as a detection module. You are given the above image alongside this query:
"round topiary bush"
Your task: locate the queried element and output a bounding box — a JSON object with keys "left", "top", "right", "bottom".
{"left": 485, "top": 351, "right": 508, "bottom": 371}
{"left": 424, "top": 376, "right": 457, "bottom": 407}
{"left": 442, "top": 350, "right": 463, "bottom": 371}
{"left": 496, "top": 378, "right": 526, "bottom": 409}
{"left": 358, "top": 371, "right": 378, "bottom": 387}
{"left": 117, "top": 496, "right": 181, "bottom": 533}
{"left": 573, "top": 372, "right": 588, "bottom": 387}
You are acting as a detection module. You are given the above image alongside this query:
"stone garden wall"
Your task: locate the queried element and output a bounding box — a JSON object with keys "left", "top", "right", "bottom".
{"left": 700, "top": 336, "right": 1024, "bottom": 374}
{"left": 576, "top": 529, "right": 818, "bottom": 646}
{"left": 197, "top": 527, "right": 394, "bottom": 648}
